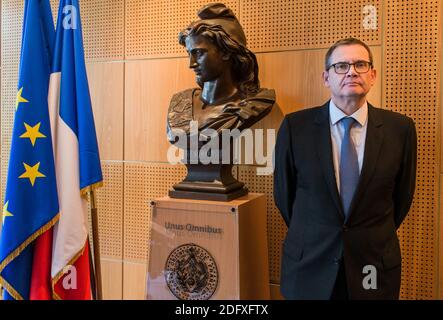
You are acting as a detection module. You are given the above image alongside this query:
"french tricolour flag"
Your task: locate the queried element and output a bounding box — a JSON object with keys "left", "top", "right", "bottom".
{"left": 48, "top": 0, "right": 102, "bottom": 299}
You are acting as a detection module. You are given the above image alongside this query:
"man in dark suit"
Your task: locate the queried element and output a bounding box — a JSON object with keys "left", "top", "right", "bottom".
{"left": 273, "top": 38, "right": 417, "bottom": 300}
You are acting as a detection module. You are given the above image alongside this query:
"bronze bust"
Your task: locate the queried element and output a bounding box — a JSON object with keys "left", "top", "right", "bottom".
{"left": 167, "top": 3, "right": 276, "bottom": 201}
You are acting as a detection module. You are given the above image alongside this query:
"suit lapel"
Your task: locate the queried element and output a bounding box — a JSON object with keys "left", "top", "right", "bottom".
{"left": 314, "top": 102, "right": 344, "bottom": 219}
{"left": 347, "top": 104, "right": 384, "bottom": 220}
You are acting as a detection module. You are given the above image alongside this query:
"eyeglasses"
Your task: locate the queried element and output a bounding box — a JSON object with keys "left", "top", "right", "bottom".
{"left": 327, "top": 61, "right": 373, "bottom": 74}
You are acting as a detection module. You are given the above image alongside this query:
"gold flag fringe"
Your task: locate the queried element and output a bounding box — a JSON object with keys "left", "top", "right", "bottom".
{"left": 80, "top": 181, "right": 103, "bottom": 197}
{"left": 0, "top": 213, "right": 60, "bottom": 273}
{"left": 0, "top": 213, "right": 59, "bottom": 299}
{"left": 0, "top": 276, "right": 24, "bottom": 300}
{"left": 51, "top": 240, "right": 88, "bottom": 300}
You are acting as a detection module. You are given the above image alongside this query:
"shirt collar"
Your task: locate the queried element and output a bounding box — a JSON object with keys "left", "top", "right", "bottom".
{"left": 329, "top": 99, "right": 368, "bottom": 127}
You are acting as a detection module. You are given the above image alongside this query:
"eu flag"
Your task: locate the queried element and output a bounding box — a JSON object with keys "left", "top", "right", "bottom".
{"left": 0, "top": 0, "right": 59, "bottom": 300}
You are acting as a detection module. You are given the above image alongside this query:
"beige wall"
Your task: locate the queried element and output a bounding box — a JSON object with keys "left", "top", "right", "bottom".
{"left": 1, "top": 0, "right": 442, "bottom": 300}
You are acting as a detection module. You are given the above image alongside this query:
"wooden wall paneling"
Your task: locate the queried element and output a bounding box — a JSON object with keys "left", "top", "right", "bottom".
{"left": 1, "top": 0, "right": 22, "bottom": 68}
{"left": 49, "top": 0, "right": 57, "bottom": 24}
{"left": 440, "top": 0, "right": 443, "bottom": 175}
{"left": 384, "top": 0, "right": 440, "bottom": 300}
{"left": 0, "top": 32, "right": 1, "bottom": 294}
{"left": 365, "top": 46, "right": 382, "bottom": 110}
{"left": 95, "top": 163, "right": 124, "bottom": 259}
{"left": 438, "top": 0, "right": 443, "bottom": 301}
{"left": 0, "top": 0, "right": 1, "bottom": 63}
{"left": 1, "top": 0, "right": 22, "bottom": 206}
{"left": 125, "top": 0, "right": 239, "bottom": 60}
{"left": 75, "top": 0, "right": 124, "bottom": 61}
{"left": 440, "top": 173, "right": 443, "bottom": 299}
{"left": 123, "top": 163, "right": 187, "bottom": 299}
{"left": 0, "top": 65, "right": 2, "bottom": 240}
{"left": 256, "top": 47, "right": 382, "bottom": 133}
{"left": 101, "top": 259, "right": 123, "bottom": 300}
{"left": 124, "top": 58, "right": 195, "bottom": 162}
{"left": 241, "top": 0, "right": 381, "bottom": 52}
{"left": 86, "top": 62, "right": 124, "bottom": 161}
{"left": 238, "top": 166, "right": 285, "bottom": 283}
{"left": 269, "top": 283, "right": 283, "bottom": 300}
{"left": 123, "top": 163, "right": 186, "bottom": 263}
{"left": 238, "top": 194, "right": 270, "bottom": 299}
{"left": 50, "top": 0, "right": 124, "bottom": 61}
{"left": 125, "top": 0, "right": 381, "bottom": 57}
{"left": 0, "top": 65, "right": 17, "bottom": 208}
{"left": 90, "top": 162, "right": 124, "bottom": 299}
{"left": 123, "top": 261, "right": 147, "bottom": 300}
{"left": 1, "top": 67, "right": 18, "bottom": 208}
{"left": 80, "top": 0, "right": 125, "bottom": 61}
{"left": 0, "top": 0, "right": 1, "bottom": 240}
{"left": 257, "top": 50, "right": 330, "bottom": 117}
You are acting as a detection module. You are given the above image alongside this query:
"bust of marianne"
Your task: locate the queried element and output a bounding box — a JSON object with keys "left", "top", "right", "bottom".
{"left": 166, "top": 3, "right": 276, "bottom": 201}
{"left": 167, "top": 3, "right": 275, "bottom": 143}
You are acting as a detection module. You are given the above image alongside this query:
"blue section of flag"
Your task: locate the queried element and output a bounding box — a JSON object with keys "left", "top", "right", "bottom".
{"left": 52, "top": 0, "right": 102, "bottom": 190}
{"left": 0, "top": 0, "right": 58, "bottom": 300}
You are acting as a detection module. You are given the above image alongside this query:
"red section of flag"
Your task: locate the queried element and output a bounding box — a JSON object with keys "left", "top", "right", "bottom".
{"left": 53, "top": 243, "right": 92, "bottom": 300}
{"left": 30, "top": 228, "right": 53, "bottom": 300}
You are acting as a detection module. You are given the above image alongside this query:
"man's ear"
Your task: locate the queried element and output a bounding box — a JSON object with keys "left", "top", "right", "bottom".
{"left": 370, "top": 68, "right": 377, "bottom": 85}
{"left": 322, "top": 71, "right": 330, "bottom": 87}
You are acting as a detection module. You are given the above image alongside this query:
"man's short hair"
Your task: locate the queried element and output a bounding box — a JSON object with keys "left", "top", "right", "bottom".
{"left": 325, "top": 38, "right": 374, "bottom": 70}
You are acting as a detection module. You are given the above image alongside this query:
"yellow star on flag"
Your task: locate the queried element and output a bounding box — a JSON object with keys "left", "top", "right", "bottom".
{"left": 19, "top": 162, "right": 46, "bottom": 186}
{"left": 20, "top": 122, "right": 46, "bottom": 146}
{"left": 2, "top": 201, "right": 13, "bottom": 225}
{"left": 16, "top": 87, "right": 29, "bottom": 110}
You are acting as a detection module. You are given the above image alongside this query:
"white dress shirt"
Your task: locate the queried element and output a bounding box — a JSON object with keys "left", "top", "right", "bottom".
{"left": 329, "top": 100, "right": 368, "bottom": 193}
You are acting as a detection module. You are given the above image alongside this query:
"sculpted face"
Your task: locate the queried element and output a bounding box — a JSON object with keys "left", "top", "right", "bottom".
{"left": 185, "top": 34, "right": 230, "bottom": 83}
{"left": 323, "top": 44, "right": 376, "bottom": 101}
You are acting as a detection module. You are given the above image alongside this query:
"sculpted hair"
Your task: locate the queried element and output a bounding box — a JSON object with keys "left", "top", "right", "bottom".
{"left": 179, "top": 23, "right": 260, "bottom": 96}
{"left": 325, "top": 37, "right": 374, "bottom": 70}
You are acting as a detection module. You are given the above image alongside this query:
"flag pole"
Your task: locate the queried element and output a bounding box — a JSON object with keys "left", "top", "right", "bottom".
{"left": 88, "top": 240, "right": 97, "bottom": 300}
{"left": 89, "top": 190, "right": 102, "bottom": 300}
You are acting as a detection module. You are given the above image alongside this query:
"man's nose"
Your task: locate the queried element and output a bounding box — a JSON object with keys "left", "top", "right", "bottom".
{"left": 346, "top": 64, "right": 358, "bottom": 76}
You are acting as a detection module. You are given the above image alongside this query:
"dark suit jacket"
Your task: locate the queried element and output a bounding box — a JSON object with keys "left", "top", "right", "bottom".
{"left": 273, "top": 101, "right": 417, "bottom": 299}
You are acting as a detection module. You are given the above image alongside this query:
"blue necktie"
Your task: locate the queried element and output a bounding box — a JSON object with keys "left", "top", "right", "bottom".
{"left": 339, "top": 117, "right": 359, "bottom": 220}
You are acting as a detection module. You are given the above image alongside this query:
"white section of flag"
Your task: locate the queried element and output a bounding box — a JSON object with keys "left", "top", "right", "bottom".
{"left": 48, "top": 72, "right": 89, "bottom": 278}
